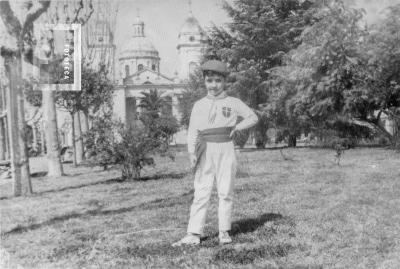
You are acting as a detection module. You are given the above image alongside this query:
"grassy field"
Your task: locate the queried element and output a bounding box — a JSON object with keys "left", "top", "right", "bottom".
{"left": 1, "top": 147, "right": 400, "bottom": 269}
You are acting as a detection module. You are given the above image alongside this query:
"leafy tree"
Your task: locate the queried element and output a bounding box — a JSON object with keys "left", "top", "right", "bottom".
{"left": 80, "top": 64, "right": 114, "bottom": 120}
{"left": 178, "top": 69, "right": 207, "bottom": 128}
{"left": 23, "top": 78, "right": 42, "bottom": 108}
{"left": 344, "top": 4, "right": 400, "bottom": 147}
{"left": 115, "top": 125, "right": 161, "bottom": 180}
{"left": 56, "top": 66, "right": 114, "bottom": 165}
{"left": 138, "top": 89, "right": 179, "bottom": 144}
{"left": 206, "top": 0, "right": 316, "bottom": 147}
{"left": 0, "top": 0, "right": 52, "bottom": 195}
{"left": 85, "top": 114, "right": 174, "bottom": 180}
{"left": 138, "top": 89, "right": 167, "bottom": 116}
{"left": 84, "top": 113, "right": 120, "bottom": 170}
{"left": 271, "top": 1, "right": 400, "bottom": 148}
{"left": 269, "top": 0, "right": 368, "bottom": 143}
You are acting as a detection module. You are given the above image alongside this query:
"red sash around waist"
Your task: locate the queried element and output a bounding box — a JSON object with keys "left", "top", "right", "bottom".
{"left": 193, "top": 127, "right": 233, "bottom": 173}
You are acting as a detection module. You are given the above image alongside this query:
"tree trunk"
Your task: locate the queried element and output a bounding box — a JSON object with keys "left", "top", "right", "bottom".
{"left": 4, "top": 109, "right": 10, "bottom": 160}
{"left": 40, "top": 121, "right": 46, "bottom": 155}
{"left": 43, "top": 90, "right": 63, "bottom": 177}
{"left": 0, "top": 83, "right": 5, "bottom": 160}
{"left": 5, "top": 54, "right": 32, "bottom": 196}
{"left": 17, "top": 83, "right": 31, "bottom": 192}
{"left": 80, "top": 110, "right": 89, "bottom": 158}
{"left": 31, "top": 124, "right": 38, "bottom": 152}
{"left": 0, "top": 119, "right": 5, "bottom": 160}
{"left": 74, "top": 112, "right": 84, "bottom": 164}
{"left": 2, "top": 85, "right": 10, "bottom": 160}
{"left": 81, "top": 110, "right": 89, "bottom": 134}
{"left": 288, "top": 134, "right": 297, "bottom": 147}
{"left": 70, "top": 112, "right": 77, "bottom": 167}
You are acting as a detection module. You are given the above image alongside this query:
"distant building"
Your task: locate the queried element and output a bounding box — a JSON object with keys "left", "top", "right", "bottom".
{"left": 113, "top": 11, "right": 207, "bottom": 144}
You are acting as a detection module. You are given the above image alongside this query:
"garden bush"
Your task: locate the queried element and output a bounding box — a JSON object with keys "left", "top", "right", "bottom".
{"left": 85, "top": 114, "right": 176, "bottom": 180}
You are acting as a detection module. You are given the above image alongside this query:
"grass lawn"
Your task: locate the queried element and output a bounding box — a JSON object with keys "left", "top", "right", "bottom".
{"left": 1, "top": 148, "right": 400, "bottom": 268}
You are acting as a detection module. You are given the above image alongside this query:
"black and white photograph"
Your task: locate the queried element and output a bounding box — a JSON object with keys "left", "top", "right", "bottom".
{"left": 0, "top": 0, "right": 399, "bottom": 268}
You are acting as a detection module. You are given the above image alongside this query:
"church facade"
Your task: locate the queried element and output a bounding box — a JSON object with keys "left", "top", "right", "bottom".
{"left": 112, "top": 12, "right": 207, "bottom": 144}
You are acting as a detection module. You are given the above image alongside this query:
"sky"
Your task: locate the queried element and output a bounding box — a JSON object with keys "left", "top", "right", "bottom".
{"left": 1, "top": 0, "right": 400, "bottom": 78}
{"left": 114, "top": 0, "right": 232, "bottom": 77}
{"left": 349, "top": 0, "right": 400, "bottom": 23}
{"left": 112, "top": 0, "right": 400, "bottom": 77}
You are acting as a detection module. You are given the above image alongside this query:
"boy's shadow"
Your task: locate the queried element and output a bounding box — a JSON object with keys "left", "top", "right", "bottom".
{"left": 231, "top": 213, "right": 282, "bottom": 236}
{"left": 201, "top": 213, "right": 282, "bottom": 243}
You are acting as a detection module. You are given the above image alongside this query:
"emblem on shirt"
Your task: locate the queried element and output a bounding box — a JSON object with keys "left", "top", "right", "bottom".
{"left": 222, "top": 107, "right": 232, "bottom": 118}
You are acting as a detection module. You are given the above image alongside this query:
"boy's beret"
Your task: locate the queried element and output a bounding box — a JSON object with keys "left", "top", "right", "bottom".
{"left": 200, "top": 60, "right": 229, "bottom": 76}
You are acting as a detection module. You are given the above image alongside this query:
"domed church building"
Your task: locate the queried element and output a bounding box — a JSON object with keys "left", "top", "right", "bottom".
{"left": 113, "top": 10, "right": 207, "bottom": 144}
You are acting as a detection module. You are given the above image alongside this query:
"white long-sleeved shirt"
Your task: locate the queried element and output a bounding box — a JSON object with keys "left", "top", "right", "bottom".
{"left": 187, "top": 94, "right": 258, "bottom": 154}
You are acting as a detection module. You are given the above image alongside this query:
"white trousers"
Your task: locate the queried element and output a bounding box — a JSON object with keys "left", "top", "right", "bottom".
{"left": 187, "top": 141, "right": 237, "bottom": 235}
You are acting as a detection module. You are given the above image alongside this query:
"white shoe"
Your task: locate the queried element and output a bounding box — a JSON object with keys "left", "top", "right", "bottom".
{"left": 219, "top": 231, "right": 232, "bottom": 244}
{"left": 172, "top": 233, "right": 200, "bottom": 247}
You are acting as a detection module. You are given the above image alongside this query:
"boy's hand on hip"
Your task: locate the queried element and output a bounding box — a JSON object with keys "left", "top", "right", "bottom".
{"left": 189, "top": 153, "right": 197, "bottom": 169}
{"left": 229, "top": 127, "right": 237, "bottom": 138}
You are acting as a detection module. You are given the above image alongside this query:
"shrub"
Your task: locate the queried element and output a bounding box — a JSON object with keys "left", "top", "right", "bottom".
{"left": 84, "top": 115, "right": 121, "bottom": 170}
{"left": 378, "top": 136, "right": 390, "bottom": 146}
{"left": 85, "top": 115, "right": 174, "bottom": 180}
{"left": 114, "top": 123, "right": 170, "bottom": 180}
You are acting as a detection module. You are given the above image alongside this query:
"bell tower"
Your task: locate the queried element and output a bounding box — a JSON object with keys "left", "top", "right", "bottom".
{"left": 177, "top": 0, "right": 207, "bottom": 81}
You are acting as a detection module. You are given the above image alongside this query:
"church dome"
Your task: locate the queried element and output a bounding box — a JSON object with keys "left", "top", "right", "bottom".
{"left": 118, "top": 17, "right": 159, "bottom": 60}
{"left": 119, "top": 37, "right": 159, "bottom": 59}
{"left": 179, "top": 12, "right": 204, "bottom": 36}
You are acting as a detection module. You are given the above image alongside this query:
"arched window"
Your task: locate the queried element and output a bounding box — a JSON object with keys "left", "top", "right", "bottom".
{"left": 152, "top": 64, "right": 156, "bottom": 71}
{"left": 125, "top": 65, "right": 130, "bottom": 77}
{"left": 138, "top": 64, "right": 144, "bottom": 71}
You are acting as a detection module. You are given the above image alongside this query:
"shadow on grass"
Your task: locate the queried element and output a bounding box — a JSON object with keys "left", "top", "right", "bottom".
{"left": 231, "top": 213, "right": 283, "bottom": 235}
{"left": 140, "top": 189, "right": 193, "bottom": 210}
{"left": 36, "top": 177, "right": 125, "bottom": 195}
{"left": 123, "top": 242, "right": 195, "bottom": 260}
{"left": 212, "top": 243, "right": 293, "bottom": 264}
{"left": 2, "top": 190, "right": 194, "bottom": 236}
{"left": 30, "top": 171, "right": 48, "bottom": 178}
{"left": 116, "top": 213, "right": 293, "bottom": 266}
{"left": 200, "top": 213, "right": 283, "bottom": 247}
{"left": 136, "top": 172, "right": 188, "bottom": 181}
{"left": 210, "top": 213, "right": 298, "bottom": 265}
{"left": 0, "top": 177, "right": 124, "bottom": 200}
{"left": 1, "top": 172, "right": 188, "bottom": 200}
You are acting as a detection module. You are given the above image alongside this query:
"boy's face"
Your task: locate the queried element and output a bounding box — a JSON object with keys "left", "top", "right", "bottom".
{"left": 204, "top": 73, "right": 226, "bottom": 96}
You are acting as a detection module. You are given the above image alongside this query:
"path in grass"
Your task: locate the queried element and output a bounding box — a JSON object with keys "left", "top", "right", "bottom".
{"left": 1, "top": 148, "right": 400, "bottom": 268}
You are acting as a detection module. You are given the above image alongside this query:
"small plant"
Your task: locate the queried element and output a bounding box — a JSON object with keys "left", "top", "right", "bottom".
{"left": 334, "top": 144, "right": 345, "bottom": 165}
{"left": 84, "top": 115, "right": 121, "bottom": 170}
{"left": 331, "top": 137, "right": 349, "bottom": 165}
{"left": 114, "top": 125, "right": 161, "bottom": 180}
{"left": 85, "top": 114, "right": 174, "bottom": 180}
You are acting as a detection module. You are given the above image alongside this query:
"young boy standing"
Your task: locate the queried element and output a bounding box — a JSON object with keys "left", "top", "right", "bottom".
{"left": 172, "top": 60, "right": 258, "bottom": 246}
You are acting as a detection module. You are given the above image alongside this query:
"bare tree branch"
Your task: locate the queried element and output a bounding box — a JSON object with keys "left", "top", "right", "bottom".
{"left": 0, "top": 1, "right": 22, "bottom": 39}
{"left": 79, "top": 0, "right": 94, "bottom": 26}
{"left": 72, "top": 0, "right": 84, "bottom": 24}
{"left": 22, "top": 0, "right": 51, "bottom": 36}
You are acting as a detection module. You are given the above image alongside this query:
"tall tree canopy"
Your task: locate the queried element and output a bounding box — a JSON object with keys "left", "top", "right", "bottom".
{"left": 271, "top": 1, "right": 400, "bottom": 145}
{"left": 205, "top": 0, "right": 317, "bottom": 146}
